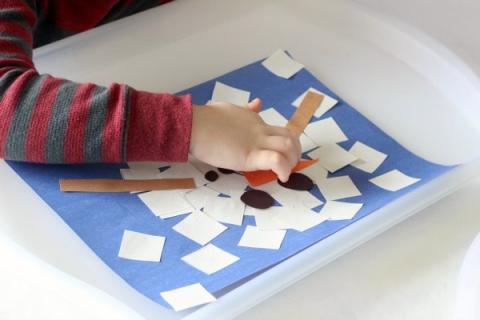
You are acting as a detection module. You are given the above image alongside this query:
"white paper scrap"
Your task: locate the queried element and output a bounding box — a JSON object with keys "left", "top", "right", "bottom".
{"left": 275, "top": 208, "right": 327, "bottom": 232}
{"left": 348, "top": 141, "right": 388, "bottom": 173}
{"left": 206, "top": 173, "right": 247, "bottom": 198}
{"left": 238, "top": 225, "right": 286, "bottom": 250}
{"left": 262, "top": 49, "right": 304, "bottom": 79}
{"left": 158, "top": 162, "right": 207, "bottom": 187}
{"left": 244, "top": 205, "right": 256, "bottom": 217}
{"left": 211, "top": 81, "right": 250, "bottom": 106}
{"left": 160, "top": 283, "right": 216, "bottom": 311}
{"left": 292, "top": 87, "right": 339, "bottom": 118}
{"left": 118, "top": 230, "right": 165, "bottom": 262}
{"left": 258, "top": 181, "right": 323, "bottom": 209}
{"left": 181, "top": 244, "right": 239, "bottom": 275}
{"left": 369, "top": 169, "right": 420, "bottom": 192}
{"left": 203, "top": 196, "right": 245, "bottom": 226}
{"left": 173, "top": 211, "right": 227, "bottom": 246}
{"left": 138, "top": 190, "right": 193, "bottom": 219}
{"left": 289, "top": 211, "right": 329, "bottom": 232}
{"left": 319, "top": 201, "right": 364, "bottom": 221}
{"left": 184, "top": 186, "right": 219, "bottom": 210}
{"left": 317, "top": 175, "right": 361, "bottom": 201}
{"left": 308, "top": 143, "right": 357, "bottom": 173}
{"left": 298, "top": 160, "right": 328, "bottom": 183}
{"left": 299, "top": 133, "right": 318, "bottom": 152}
{"left": 265, "top": 206, "right": 328, "bottom": 232}
{"left": 254, "top": 207, "right": 284, "bottom": 230}
{"left": 304, "top": 117, "right": 348, "bottom": 146}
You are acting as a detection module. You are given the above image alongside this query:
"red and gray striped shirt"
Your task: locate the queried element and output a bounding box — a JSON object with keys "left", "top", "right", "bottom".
{"left": 0, "top": 0, "right": 192, "bottom": 164}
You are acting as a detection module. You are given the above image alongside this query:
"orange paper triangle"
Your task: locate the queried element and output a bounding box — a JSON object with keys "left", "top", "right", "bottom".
{"left": 244, "top": 159, "right": 318, "bottom": 187}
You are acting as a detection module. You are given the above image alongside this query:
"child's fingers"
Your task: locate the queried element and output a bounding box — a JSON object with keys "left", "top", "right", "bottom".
{"left": 263, "top": 126, "right": 301, "bottom": 160}
{"left": 264, "top": 125, "right": 291, "bottom": 137}
{"left": 246, "top": 149, "right": 293, "bottom": 182}
{"left": 246, "top": 98, "right": 262, "bottom": 113}
{"left": 260, "top": 135, "right": 298, "bottom": 167}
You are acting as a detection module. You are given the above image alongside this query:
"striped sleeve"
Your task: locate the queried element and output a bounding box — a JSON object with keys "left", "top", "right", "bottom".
{"left": 0, "top": 0, "right": 192, "bottom": 164}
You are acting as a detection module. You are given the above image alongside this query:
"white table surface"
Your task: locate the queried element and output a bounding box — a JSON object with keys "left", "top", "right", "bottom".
{"left": 1, "top": 1, "right": 480, "bottom": 319}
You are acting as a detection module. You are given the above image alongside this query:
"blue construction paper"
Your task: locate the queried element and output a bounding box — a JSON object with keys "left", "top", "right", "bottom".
{"left": 7, "top": 57, "right": 453, "bottom": 309}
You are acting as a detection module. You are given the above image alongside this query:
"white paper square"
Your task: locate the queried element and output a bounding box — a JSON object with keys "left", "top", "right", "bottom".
{"left": 211, "top": 81, "right": 250, "bottom": 106}
{"left": 206, "top": 173, "right": 247, "bottom": 198}
{"left": 319, "top": 201, "right": 364, "bottom": 221}
{"left": 349, "top": 141, "right": 388, "bottom": 173}
{"left": 369, "top": 169, "right": 420, "bottom": 192}
{"left": 138, "top": 190, "right": 193, "bottom": 219}
{"left": 291, "top": 211, "right": 329, "bottom": 232}
{"left": 298, "top": 160, "right": 328, "bottom": 184}
{"left": 259, "top": 107, "right": 288, "bottom": 127}
{"left": 238, "top": 225, "right": 286, "bottom": 250}
{"left": 244, "top": 205, "right": 256, "bottom": 216}
{"left": 181, "top": 244, "right": 239, "bottom": 275}
{"left": 299, "top": 133, "right": 318, "bottom": 152}
{"left": 160, "top": 283, "right": 216, "bottom": 311}
{"left": 173, "top": 211, "right": 227, "bottom": 245}
{"left": 308, "top": 143, "right": 357, "bottom": 173}
{"left": 184, "top": 186, "right": 219, "bottom": 210}
{"left": 304, "top": 117, "right": 348, "bottom": 146}
{"left": 203, "top": 196, "right": 245, "bottom": 226}
{"left": 261, "top": 49, "right": 304, "bottom": 79}
{"left": 258, "top": 181, "right": 323, "bottom": 209}
{"left": 292, "top": 87, "right": 338, "bottom": 118}
{"left": 254, "top": 207, "right": 284, "bottom": 230}
{"left": 118, "top": 230, "right": 165, "bottom": 262}
{"left": 270, "top": 206, "right": 328, "bottom": 232}
{"left": 158, "top": 163, "right": 207, "bottom": 187}
{"left": 317, "top": 175, "right": 361, "bottom": 201}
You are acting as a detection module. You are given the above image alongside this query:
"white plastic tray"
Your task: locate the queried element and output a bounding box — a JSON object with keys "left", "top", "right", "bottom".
{"left": 1, "top": 0, "right": 480, "bottom": 319}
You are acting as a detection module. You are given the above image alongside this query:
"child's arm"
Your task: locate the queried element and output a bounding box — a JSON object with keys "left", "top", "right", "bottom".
{"left": 0, "top": 1, "right": 300, "bottom": 181}
{"left": 0, "top": 1, "right": 191, "bottom": 164}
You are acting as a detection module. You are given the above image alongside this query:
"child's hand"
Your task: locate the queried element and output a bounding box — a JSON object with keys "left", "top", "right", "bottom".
{"left": 190, "top": 98, "right": 301, "bottom": 182}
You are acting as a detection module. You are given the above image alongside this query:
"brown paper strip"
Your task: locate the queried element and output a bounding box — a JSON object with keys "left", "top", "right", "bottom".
{"left": 286, "top": 91, "right": 324, "bottom": 133}
{"left": 60, "top": 178, "right": 196, "bottom": 193}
